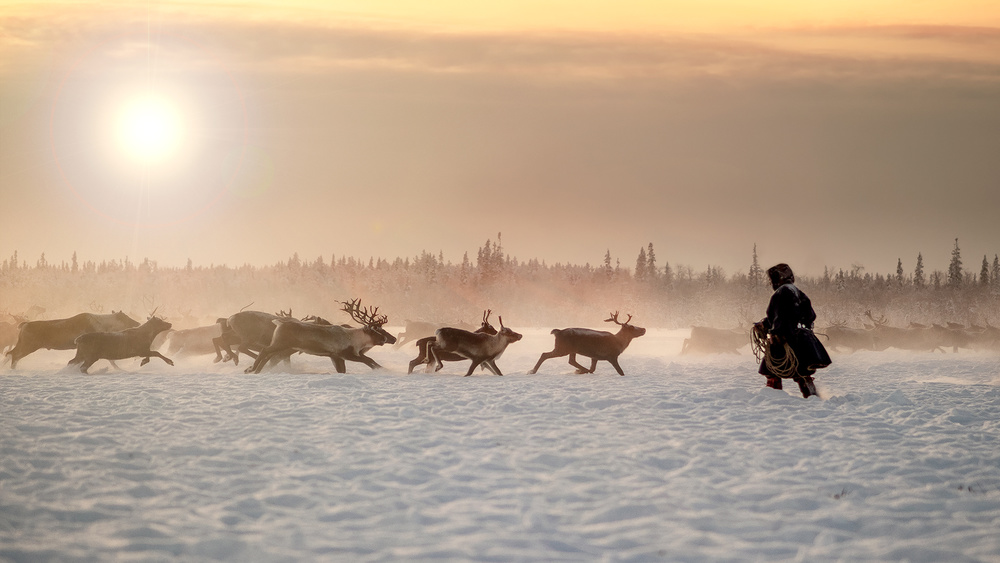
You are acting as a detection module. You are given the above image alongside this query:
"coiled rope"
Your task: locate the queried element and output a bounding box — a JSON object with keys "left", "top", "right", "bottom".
{"left": 751, "top": 326, "right": 799, "bottom": 379}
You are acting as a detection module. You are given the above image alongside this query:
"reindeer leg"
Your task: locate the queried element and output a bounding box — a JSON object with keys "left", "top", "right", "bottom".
{"left": 408, "top": 342, "right": 428, "bottom": 374}
{"left": 343, "top": 351, "right": 382, "bottom": 371}
{"left": 567, "top": 353, "right": 589, "bottom": 374}
{"left": 486, "top": 359, "right": 503, "bottom": 376}
{"left": 464, "top": 359, "right": 484, "bottom": 376}
{"left": 529, "top": 350, "right": 565, "bottom": 374}
{"left": 248, "top": 347, "right": 277, "bottom": 374}
{"left": 271, "top": 352, "right": 292, "bottom": 369}
{"left": 212, "top": 337, "right": 231, "bottom": 363}
{"left": 240, "top": 345, "right": 259, "bottom": 360}
{"left": 9, "top": 343, "right": 42, "bottom": 369}
{"left": 608, "top": 357, "right": 625, "bottom": 376}
{"left": 429, "top": 346, "right": 445, "bottom": 372}
{"left": 588, "top": 358, "right": 599, "bottom": 374}
{"left": 148, "top": 351, "right": 174, "bottom": 366}
{"left": 329, "top": 356, "right": 347, "bottom": 373}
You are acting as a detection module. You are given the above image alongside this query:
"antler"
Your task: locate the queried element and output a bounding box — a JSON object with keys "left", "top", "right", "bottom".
{"left": 302, "top": 314, "right": 332, "bottom": 326}
{"left": 863, "top": 310, "right": 888, "bottom": 327}
{"left": 605, "top": 311, "right": 632, "bottom": 326}
{"left": 482, "top": 309, "right": 492, "bottom": 325}
{"left": 339, "top": 298, "right": 388, "bottom": 328}
{"left": 276, "top": 309, "right": 293, "bottom": 318}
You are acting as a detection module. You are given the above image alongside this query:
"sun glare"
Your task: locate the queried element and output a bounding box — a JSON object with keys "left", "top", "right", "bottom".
{"left": 115, "top": 96, "right": 184, "bottom": 164}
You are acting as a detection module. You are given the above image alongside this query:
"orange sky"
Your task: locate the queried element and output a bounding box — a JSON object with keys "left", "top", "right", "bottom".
{"left": 151, "top": 0, "right": 1000, "bottom": 31}
{"left": 1, "top": 1, "right": 999, "bottom": 276}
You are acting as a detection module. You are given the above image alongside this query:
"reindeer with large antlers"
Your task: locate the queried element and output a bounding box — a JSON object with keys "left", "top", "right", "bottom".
{"left": 431, "top": 314, "right": 522, "bottom": 376}
{"left": 247, "top": 298, "right": 397, "bottom": 374}
{"left": 529, "top": 312, "right": 646, "bottom": 376}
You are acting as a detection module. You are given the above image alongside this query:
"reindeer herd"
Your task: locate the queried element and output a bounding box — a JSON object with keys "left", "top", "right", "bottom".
{"left": 5, "top": 300, "right": 998, "bottom": 375}
{"left": 0, "top": 300, "right": 649, "bottom": 376}
{"left": 682, "top": 310, "right": 1000, "bottom": 355}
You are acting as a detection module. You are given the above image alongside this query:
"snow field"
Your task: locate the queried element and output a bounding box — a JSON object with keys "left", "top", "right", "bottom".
{"left": 1, "top": 329, "right": 999, "bottom": 562}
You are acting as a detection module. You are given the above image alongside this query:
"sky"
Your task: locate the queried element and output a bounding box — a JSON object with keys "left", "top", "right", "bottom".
{"left": 1, "top": 1, "right": 999, "bottom": 277}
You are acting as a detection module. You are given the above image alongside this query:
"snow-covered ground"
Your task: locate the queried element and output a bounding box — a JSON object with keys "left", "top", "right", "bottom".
{"left": 2, "top": 329, "right": 1000, "bottom": 562}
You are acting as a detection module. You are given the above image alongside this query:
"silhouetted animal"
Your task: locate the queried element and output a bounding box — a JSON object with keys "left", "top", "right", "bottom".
{"left": 68, "top": 316, "right": 173, "bottom": 374}
{"left": 431, "top": 316, "right": 522, "bottom": 376}
{"left": 6, "top": 311, "right": 140, "bottom": 368}
{"left": 529, "top": 312, "right": 646, "bottom": 376}
{"left": 407, "top": 310, "right": 497, "bottom": 374}
{"left": 248, "top": 299, "right": 396, "bottom": 374}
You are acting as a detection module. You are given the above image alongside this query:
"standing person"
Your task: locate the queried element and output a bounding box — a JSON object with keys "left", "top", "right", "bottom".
{"left": 753, "top": 263, "right": 832, "bottom": 398}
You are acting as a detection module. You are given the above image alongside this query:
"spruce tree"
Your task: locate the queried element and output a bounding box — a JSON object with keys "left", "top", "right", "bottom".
{"left": 993, "top": 254, "right": 1000, "bottom": 289}
{"left": 635, "top": 247, "right": 647, "bottom": 281}
{"left": 947, "top": 238, "right": 963, "bottom": 288}
{"left": 603, "top": 250, "right": 613, "bottom": 280}
{"left": 914, "top": 253, "right": 925, "bottom": 288}
{"left": 931, "top": 270, "right": 942, "bottom": 289}
{"left": 981, "top": 255, "right": 990, "bottom": 286}
{"left": 749, "top": 244, "right": 763, "bottom": 287}
{"left": 646, "top": 243, "right": 657, "bottom": 280}
{"left": 896, "top": 258, "right": 904, "bottom": 287}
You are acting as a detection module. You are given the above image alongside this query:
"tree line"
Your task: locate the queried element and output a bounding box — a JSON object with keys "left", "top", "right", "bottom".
{"left": 1, "top": 237, "right": 998, "bottom": 330}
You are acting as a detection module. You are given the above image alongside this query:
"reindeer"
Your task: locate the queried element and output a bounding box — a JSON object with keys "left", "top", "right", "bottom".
{"left": 821, "top": 319, "right": 876, "bottom": 353}
{"left": 394, "top": 318, "right": 476, "bottom": 349}
{"left": 68, "top": 315, "right": 173, "bottom": 374}
{"left": 529, "top": 312, "right": 646, "bottom": 376}
{"left": 864, "top": 311, "right": 944, "bottom": 353}
{"left": 431, "top": 315, "right": 522, "bottom": 376}
{"left": 215, "top": 308, "right": 295, "bottom": 366}
{"left": 247, "top": 299, "right": 397, "bottom": 374}
{"left": 680, "top": 326, "right": 748, "bottom": 354}
{"left": 154, "top": 322, "right": 225, "bottom": 357}
{"left": 6, "top": 311, "right": 140, "bottom": 368}
{"left": 407, "top": 310, "right": 497, "bottom": 374}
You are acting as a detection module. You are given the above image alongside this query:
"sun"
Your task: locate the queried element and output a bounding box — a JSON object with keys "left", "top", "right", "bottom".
{"left": 115, "top": 96, "right": 184, "bottom": 164}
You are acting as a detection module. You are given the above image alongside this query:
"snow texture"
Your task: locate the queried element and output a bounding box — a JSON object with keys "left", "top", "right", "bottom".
{"left": 2, "top": 329, "right": 1000, "bottom": 562}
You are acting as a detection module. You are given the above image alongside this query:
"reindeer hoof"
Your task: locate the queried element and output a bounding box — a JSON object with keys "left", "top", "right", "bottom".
{"left": 140, "top": 358, "right": 150, "bottom": 366}
{"left": 165, "top": 359, "right": 175, "bottom": 366}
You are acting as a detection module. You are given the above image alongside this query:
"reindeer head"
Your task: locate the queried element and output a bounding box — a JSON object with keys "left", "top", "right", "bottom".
{"left": 340, "top": 298, "right": 398, "bottom": 345}
{"left": 863, "top": 310, "right": 889, "bottom": 329}
{"left": 477, "top": 309, "right": 499, "bottom": 335}
{"left": 114, "top": 310, "right": 141, "bottom": 328}
{"left": 605, "top": 311, "right": 647, "bottom": 339}
{"left": 144, "top": 315, "right": 172, "bottom": 334}
{"left": 496, "top": 315, "right": 523, "bottom": 343}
